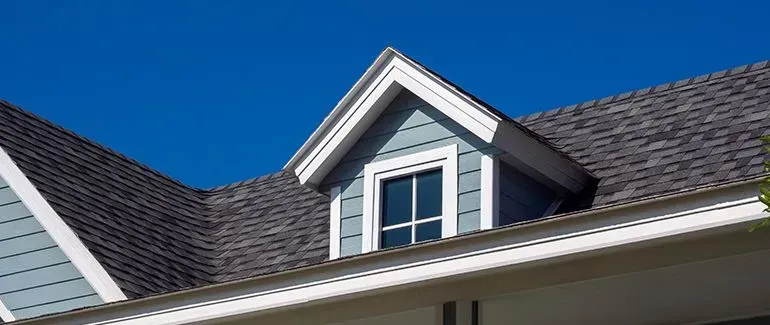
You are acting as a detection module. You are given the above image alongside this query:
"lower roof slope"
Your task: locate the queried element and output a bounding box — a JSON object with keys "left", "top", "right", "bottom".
{"left": 0, "top": 103, "right": 328, "bottom": 298}
{"left": 0, "top": 58, "right": 768, "bottom": 300}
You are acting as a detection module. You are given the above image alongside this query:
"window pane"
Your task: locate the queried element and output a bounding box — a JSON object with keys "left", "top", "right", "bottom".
{"left": 416, "top": 169, "right": 442, "bottom": 219}
{"left": 415, "top": 220, "right": 442, "bottom": 242}
{"left": 381, "top": 226, "right": 411, "bottom": 249}
{"left": 382, "top": 175, "right": 413, "bottom": 227}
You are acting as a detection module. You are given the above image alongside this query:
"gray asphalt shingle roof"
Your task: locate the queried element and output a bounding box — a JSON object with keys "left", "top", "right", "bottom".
{"left": 0, "top": 103, "right": 328, "bottom": 298}
{"left": 0, "top": 58, "right": 768, "bottom": 300}
{"left": 518, "top": 60, "right": 770, "bottom": 206}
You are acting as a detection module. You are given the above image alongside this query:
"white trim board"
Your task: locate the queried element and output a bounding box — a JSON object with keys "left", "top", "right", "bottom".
{"left": 25, "top": 182, "right": 767, "bottom": 325}
{"left": 362, "top": 145, "right": 459, "bottom": 253}
{"left": 329, "top": 186, "right": 342, "bottom": 260}
{"left": 0, "top": 146, "right": 127, "bottom": 303}
{"left": 479, "top": 154, "right": 498, "bottom": 230}
{"left": 284, "top": 47, "right": 591, "bottom": 193}
{"left": 0, "top": 298, "right": 14, "bottom": 322}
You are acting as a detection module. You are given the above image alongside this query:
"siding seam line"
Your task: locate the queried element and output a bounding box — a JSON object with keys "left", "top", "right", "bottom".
{"left": 359, "top": 117, "right": 452, "bottom": 141}
{"left": 9, "top": 293, "right": 99, "bottom": 312}
{"left": 0, "top": 200, "right": 22, "bottom": 208}
{"left": 0, "top": 261, "right": 71, "bottom": 278}
{"left": 379, "top": 103, "right": 430, "bottom": 117}
{"left": 341, "top": 132, "right": 472, "bottom": 164}
{"left": 329, "top": 147, "right": 485, "bottom": 186}
{"left": 341, "top": 214, "right": 363, "bottom": 221}
{"left": 458, "top": 188, "right": 481, "bottom": 196}
{"left": 0, "top": 245, "right": 59, "bottom": 261}
{"left": 0, "top": 230, "right": 47, "bottom": 243}
{"left": 0, "top": 214, "right": 35, "bottom": 225}
{"left": 0, "top": 276, "right": 83, "bottom": 296}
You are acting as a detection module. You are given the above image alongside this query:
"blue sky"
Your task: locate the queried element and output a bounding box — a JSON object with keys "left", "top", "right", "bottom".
{"left": 2, "top": 0, "right": 769, "bottom": 188}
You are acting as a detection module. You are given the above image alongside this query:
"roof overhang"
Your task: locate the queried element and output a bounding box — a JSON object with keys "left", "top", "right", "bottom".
{"left": 16, "top": 178, "right": 767, "bottom": 325}
{"left": 284, "top": 47, "right": 593, "bottom": 193}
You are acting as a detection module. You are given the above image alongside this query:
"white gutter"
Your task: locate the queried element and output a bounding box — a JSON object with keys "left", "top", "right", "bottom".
{"left": 15, "top": 177, "right": 767, "bottom": 325}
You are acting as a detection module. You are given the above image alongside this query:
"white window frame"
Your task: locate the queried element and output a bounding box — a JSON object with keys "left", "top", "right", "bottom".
{"left": 362, "top": 145, "right": 458, "bottom": 253}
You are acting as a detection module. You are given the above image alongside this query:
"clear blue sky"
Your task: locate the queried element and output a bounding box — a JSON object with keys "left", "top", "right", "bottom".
{"left": 2, "top": 1, "right": 769, "bottom": 188}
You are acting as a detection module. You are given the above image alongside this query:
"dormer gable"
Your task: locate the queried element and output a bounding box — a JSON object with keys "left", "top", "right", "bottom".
{"left": 284, "top": 48, "right": 596, "bottom": 259}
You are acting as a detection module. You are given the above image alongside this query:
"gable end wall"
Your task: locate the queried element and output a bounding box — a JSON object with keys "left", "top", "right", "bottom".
{"left": 0, "top": 175, "right": 102, "bottom": 320}
{"left": 321, "top": 90, "right": 502, "bottom": 257}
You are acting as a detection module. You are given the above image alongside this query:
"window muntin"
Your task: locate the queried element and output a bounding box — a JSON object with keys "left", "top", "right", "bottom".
{"left": 362, "top": 145, "right": 458, "bottom": 253}
{"left": 380, "top": 170, "right": 443, "bottom": 249}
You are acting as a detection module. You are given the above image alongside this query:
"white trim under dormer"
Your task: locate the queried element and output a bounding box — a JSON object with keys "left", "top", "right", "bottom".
{"left": 283, "top": 47, "right": 591, "bottom": 194}
{"left": 0, "top": 146, "right": 127, "bottom": 303}
{"left": 0, "top": 298, "right": 14, "bottom": 322}
{"left": 362, "top": 145, "right": 458, "bottom": 253}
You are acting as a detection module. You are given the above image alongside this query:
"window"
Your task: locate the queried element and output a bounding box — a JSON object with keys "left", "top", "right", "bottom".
{"left": 381, "top": 170, "right": 443, "bottom": 248}
{"left": 361, "top": 145, "right": 458, "bottom": 253}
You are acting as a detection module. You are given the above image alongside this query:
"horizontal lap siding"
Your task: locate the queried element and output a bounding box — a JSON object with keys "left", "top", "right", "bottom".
{"left": 0, "top": 175, "right": 102, "bottom": 319}
{"left": 323, "top": 90, "right": 500, "bottom": 257}
{"left": 498, "top": 161, "right": 558, "bottom": 226}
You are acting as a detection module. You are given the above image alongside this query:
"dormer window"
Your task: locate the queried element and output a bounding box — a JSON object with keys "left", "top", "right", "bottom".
{"left": 380, "top": 169, "right": 443, "bottom": 248}
{"left": 362, "top": 145, "right": 458, "bottom": 252}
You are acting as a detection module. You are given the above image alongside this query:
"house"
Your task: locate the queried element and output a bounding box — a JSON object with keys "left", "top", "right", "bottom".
{"left": 0, "top": 47, "right": 769, "bottom": 325}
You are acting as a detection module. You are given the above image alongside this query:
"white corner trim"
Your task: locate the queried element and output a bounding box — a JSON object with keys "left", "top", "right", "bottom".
{"left": 480, "top": 155, "right": 498, "bottom": 230}
{"left": 329, "top": 187, "right": 342, "bottom": 260}
{"left": 362, "top": 145, "right": 459, "bottom": 253}
{"left": 0, "top": 146, "right": 127, "bottom": 302}
{"left": 286, "top": 48, "right": 501, "bottom": 187}
{"left": 0, "top": 298, "right": 15, "bottom": 322}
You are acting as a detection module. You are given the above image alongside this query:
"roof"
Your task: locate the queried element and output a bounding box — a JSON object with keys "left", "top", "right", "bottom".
{"left": 0, "top": 57, "right": 769, "bottom": 301}
{"left": 0, "top": 103, "right": 329, "bottom": 298}
{"left": 518, "top": 60, "right": 770, "bottom": 206}
{"left": 396, "top": 49, "right": 594, "bottom": 177}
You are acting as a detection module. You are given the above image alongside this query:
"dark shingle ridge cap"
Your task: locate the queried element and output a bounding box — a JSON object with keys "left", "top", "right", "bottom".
{"left": 517, "top": 60, "right": 770, "bottom": 123}
{"left": 0, "top": 99, "right": 296, "bottom": 202}
{"left": 0, "top": 99, "right": 205, "bottom": 197}
{"left": 205, "top": 170, "right": 292, "bottom": 193}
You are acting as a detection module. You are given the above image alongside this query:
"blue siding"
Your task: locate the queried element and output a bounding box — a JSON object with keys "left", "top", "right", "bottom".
{"left": 498, "top": 161, "right": 559, "bottom": 226}
{"left": 0, "top": 175, "right": 103, "bottom": 320}
{"left": 323, "top": 90, "right": 501, "bottom": 257}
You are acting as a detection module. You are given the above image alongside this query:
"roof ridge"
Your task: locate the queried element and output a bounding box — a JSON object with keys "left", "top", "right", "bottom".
{"left": 517, "top": 59, "right": 770, "bottom": 122}
{"left": 204, "top": 170, "right": 292, "bottom": 193}
{"left": 0, "top": 100, "right": 216, "bottom": 195}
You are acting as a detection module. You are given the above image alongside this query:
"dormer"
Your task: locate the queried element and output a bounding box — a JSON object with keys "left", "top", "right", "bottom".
{"left": 284, "top": 48, "right": 595, "bottom": 259}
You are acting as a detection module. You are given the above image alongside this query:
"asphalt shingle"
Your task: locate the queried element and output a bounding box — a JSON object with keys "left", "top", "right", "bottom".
{"left": 518, "top": 61, "right": 770, "bottom": 206}
{"left": 0, "top": 58, "right": 768, "bottom": 302}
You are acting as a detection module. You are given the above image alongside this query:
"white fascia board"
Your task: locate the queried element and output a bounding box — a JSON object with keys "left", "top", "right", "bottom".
{"left": 284, "top": 48, "right": 395, "bottom": 173}
{"left": 0, "top": 298, "right": 14, "bottom": 322}
{"left": 0, "top": 146, "right": 127, "bottom": 303}
{"left": 285, "top": 48, "right": 502, "bottom": 187}
{"left": 38, "top": 183, "right": 767, "bottom": 325}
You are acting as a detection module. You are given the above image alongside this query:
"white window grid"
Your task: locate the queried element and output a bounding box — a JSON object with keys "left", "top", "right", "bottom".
{"left": 362, "top": 144, "right": 458, "bottom": 253}
{"left": 380, "top": 171, "right": 443, "bottom": 245}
